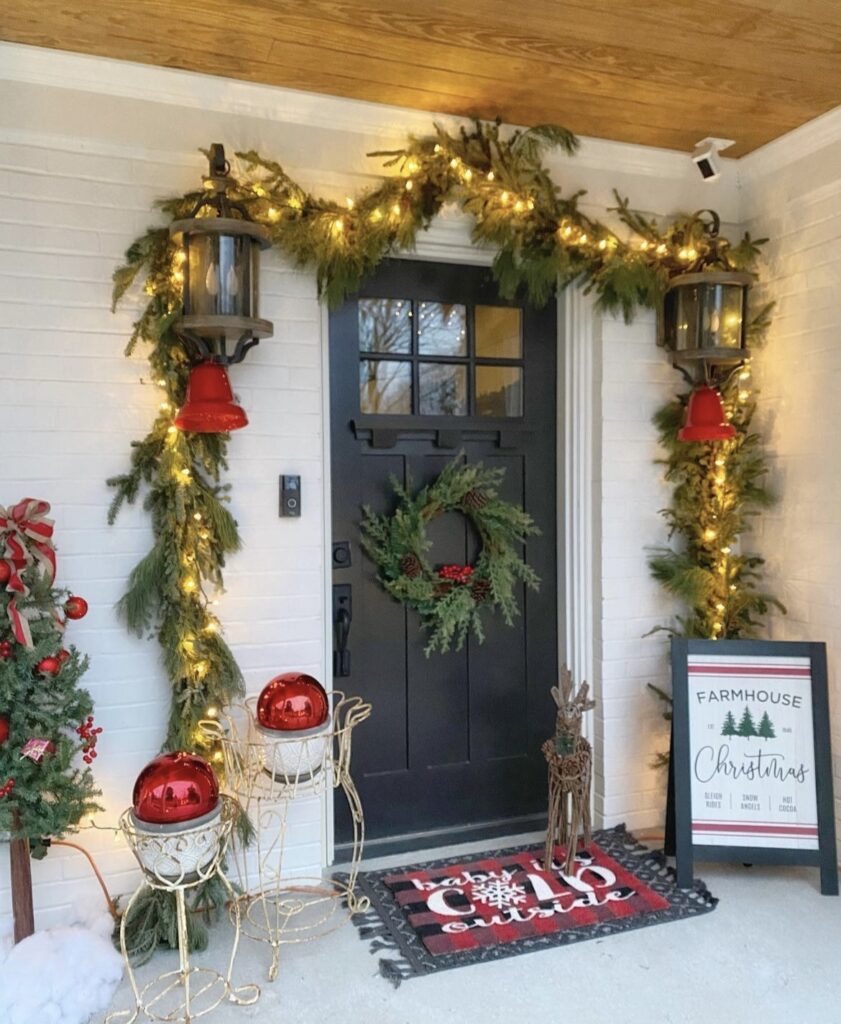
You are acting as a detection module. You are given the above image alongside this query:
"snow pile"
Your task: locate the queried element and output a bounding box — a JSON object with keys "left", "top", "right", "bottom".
{"left": 0, "top": 906, "right": 123, "bottom": 1024}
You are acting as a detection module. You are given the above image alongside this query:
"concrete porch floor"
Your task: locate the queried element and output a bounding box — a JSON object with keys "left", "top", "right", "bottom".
{"left": 102, "top": 834, "right": 840, "bottom": 1024}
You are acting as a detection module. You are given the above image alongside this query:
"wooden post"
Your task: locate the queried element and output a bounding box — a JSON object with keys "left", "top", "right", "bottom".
{"left": 10, "top": 812, "right": 34, "bottom": 943}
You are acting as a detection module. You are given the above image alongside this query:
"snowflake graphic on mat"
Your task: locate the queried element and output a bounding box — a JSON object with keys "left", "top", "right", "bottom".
{"left": 471, "top": 877, "right": 527, "bottom": 910}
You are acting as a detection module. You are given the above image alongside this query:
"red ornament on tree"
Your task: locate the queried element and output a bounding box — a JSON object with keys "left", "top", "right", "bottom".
{"left": 0, "top": 716, "right": 8, "bottom": 744}
{"left": 132, "top": 751, "right": 219, "bottom": 825}
{"left": 58, "top": 649, "right": 70, "bottom": 663}
{"left": 36, "top": 656, "right": 61, "bottom": 676}
{"left": 257, "top": 672, "right": 329, "bottom": 732}
{"left": 64, "top": 596, "right": 88, "bottom": 620}
{"left": 0, "top": 563, "right": 9, "bottom": 586}
{"left": 0, "top": 641, "right": 12, "bottom": 659}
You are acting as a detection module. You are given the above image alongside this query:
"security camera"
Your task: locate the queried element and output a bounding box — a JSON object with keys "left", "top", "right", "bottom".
{"left": 691, "top": 137, "right": 735, "bottom": 182}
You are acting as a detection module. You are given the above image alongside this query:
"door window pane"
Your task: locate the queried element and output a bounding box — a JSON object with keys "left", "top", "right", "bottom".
{"left": 359, "top": 360, "right": 412, "bottom": 414}
{"left": 475, "top": 305, "right": 522, "bottom": 359}
{"left": 359, "top": 299, "right": 412, "bottom": 354}
{"left": 419, "top": 362, "right": 468, "bottom": 416}
{"left": 476, "top": 366, "right": 523, "bottom": 417}
{"left": 418, "top": 302, "right": 467, "bottom": 356}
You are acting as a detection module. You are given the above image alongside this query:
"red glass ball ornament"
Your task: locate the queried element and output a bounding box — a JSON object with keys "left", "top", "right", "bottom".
{"left": 64, "top": 596, "right": 89, "bottom": 620}
{"left": 37, "top": 656, "right": 61, "bottom": 676}
{"left": 0, "top": 717, "right": 8, "bottom": 744}
{"left": 256, "top": 672, "right": 329, "bottom": 732}
{"left": 0, "top": 641, "right": 11, "bottom": 659}
{"left": 0, "top": 563, "right": 9, "bottom": 586}
{"left": 58, "top": 649, "right": 70, "bottom": 663}
{"left": 132, "top": 751, "right": 219, "bottom": 825}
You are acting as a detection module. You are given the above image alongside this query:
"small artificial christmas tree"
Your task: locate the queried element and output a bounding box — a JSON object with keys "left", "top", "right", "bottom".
{"left": 721, "top": 710, "right": 738, "bottom": 736}
{"left": 737, "top": 706, "right": 757, "bottom": 738}
{"left": 757, "top": 710, "right": 776, "bottom": 740}
{"left": 0, "top": 499, "right": 101, "bottom": 942}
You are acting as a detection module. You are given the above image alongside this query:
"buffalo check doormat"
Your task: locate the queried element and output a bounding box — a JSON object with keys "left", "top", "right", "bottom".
{"left": 343, "top": 824, "right": 716, "bottom": 985}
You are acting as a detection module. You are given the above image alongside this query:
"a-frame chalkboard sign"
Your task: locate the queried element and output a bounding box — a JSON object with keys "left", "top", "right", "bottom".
{"left": 666, "top": 638, "right": 838, "bottom": 896}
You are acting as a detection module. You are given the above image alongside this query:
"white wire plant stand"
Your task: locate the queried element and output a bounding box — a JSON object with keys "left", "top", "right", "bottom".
{"left": 107, "top": 794, "right": 260, "bottom": 1024}
{"left": 200, "top": 691, "right": 372, "bottom": 981}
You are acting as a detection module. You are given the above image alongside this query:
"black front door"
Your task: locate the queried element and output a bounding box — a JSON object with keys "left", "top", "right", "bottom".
{"left": 330, "top": 259, "right": 558, "bottom": 854}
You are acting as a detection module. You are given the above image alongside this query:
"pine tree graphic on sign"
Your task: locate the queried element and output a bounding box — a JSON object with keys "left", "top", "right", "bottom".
{"left": 721, "top": 711, "right": 737, "bottom": 736}
{"left": 757, "top": 711, "right": 776, "bottom": 740}
{"left": 737, "top": 706, "right": 757, "bottom": 737}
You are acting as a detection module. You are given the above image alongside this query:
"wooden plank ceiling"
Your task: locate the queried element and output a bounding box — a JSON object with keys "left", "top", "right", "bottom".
{"left": 3, "top": 0, "right": 841, "bottom": 155}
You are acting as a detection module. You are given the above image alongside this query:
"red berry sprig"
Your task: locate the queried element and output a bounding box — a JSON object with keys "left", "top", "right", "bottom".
{"left": 76, "top": 715, "right": 102, "bottom": 765}
{"left": 0, "top": 778, "right": 15, "bottom": 799}
{"left": 0, "top": 640, "right": 12, "bottom": 659}
{"left": 437, "top": 564, "right": 475, "bottom": 585}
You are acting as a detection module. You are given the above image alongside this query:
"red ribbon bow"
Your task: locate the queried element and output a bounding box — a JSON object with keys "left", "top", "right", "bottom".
{"left": 0, "top": 498, "right": 57, "bottom": 647}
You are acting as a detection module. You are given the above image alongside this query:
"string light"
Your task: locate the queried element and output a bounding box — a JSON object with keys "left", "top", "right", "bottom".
{"left": 462, "top": 168, "right": 473, "bottom": 183}
{"left": 390, "top": 203, "right": 401, "bottom": 217}
{"left": 181, "top": 576, "right": 198, "bottom": 594}
{"left": 500, "top": 191, "right": 510, "bottom": 205}
{"left": 487, "top": 171, "right": 495, "bottom": 182}
{"left": 331, "top": 217, "right": 344, "bottom": 236}
{"left": 703, "top": 528, "right": 718, "bottom": 542}
{"left": 193, "top": 512, "right": 202, "bottom": 522}
{"left": 405, "top": 180, "right": 414, "bottom": 191}
{"left": 268, "top": 207, "right": 280, "bottom": 221}
{"left": 345, "top": 197, "right": 355, "bottom": 210}
{"left": 369, "top": 208, "right": 383, "bottom": 223}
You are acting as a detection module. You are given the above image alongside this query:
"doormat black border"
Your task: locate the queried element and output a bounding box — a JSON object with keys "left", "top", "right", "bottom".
{"left": 336, "top": 824, "right": 717, "bottom": 987}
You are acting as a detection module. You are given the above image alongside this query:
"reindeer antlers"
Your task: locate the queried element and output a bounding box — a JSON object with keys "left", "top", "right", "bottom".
{"left": 551, "top": 665, "right": 596, "bottom": 712}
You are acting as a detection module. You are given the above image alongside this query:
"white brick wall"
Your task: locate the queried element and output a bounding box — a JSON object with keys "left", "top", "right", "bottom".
{"left": 594, "top": 311, "right": 676, "bottom": 830}
{"left": 742, "top": 142, "right": 841, "bottom": 849}
{"left": 0, "top": 45, "right": 742, "bottom": 926}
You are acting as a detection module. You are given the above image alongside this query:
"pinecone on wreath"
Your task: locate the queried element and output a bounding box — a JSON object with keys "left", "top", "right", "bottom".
{"left": 471, "top": 578, "right": 493, "bottom": 603}
{"left": 462, "top": 489, "right": 489, "bottom": 512}
{"left": 400, "top": 553, "right": 423, "bottom": 579}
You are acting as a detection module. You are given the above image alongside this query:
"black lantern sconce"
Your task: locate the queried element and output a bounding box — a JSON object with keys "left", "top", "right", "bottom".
{"left": 658, "top": 209, "right": 752, "bottom": 368}
{"left": 169, "top": 144, "right": 273, "bottom": 366}
{"left": 659, "top": 269, "right": 752, "bottom": 366}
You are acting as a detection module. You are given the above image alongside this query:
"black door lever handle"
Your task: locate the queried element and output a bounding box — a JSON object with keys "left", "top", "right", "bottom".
{"left": 334, "top": 605, "right": 352, "bottom": 677}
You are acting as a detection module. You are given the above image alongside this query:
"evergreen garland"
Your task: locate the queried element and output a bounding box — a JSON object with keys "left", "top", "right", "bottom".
{"left": 108, "top": 220, "right": 244, "bottom": 753}
{"left": 108, "top": 116, "right": 775, "bottom": 942}
{"left": 648, "top": 366, "right": 784, "bottom": 641}
{"left": 360, "top": 456, "right": 539, "bottom": 655}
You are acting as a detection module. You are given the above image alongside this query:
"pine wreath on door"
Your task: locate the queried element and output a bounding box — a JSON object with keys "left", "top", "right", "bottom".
{"left": 330, "top": 259, "right": 558, "bottom": 856}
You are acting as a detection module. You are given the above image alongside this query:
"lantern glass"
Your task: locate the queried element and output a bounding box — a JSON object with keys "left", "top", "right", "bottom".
{"left": 661, "top": 272, "right": 751, "bottom": 363}
{"left": 184, "top": 231, "right": 260, "bottom": 320}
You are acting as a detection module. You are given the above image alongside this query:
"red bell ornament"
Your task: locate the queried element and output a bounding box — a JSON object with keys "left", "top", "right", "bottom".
{"left": 173, "top": 361, "right": 248, "bottom": 433}
{"left": 64, "top": 595, "right": 88, "bottom": 620}
{"left": 257, "top": 672, "right": 329, "bottom": 732}
{"left": 132, "top": 751, "right": 219, "bottom": 825}
{"left": 678, "top": 385, "right": 736, "bottom": 442}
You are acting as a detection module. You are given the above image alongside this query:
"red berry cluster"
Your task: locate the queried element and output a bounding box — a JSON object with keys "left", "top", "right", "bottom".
{"left": 76, "top": 716, "right": 102, "bottom": 764}
{"left": 0, "top": 778, "right": 15, "bottom": 799}
{"left": 0, "top": 640, "right": 12, "bottom": 659}
{"left": 437, "top": 564, "right": 475, "bottom": 585}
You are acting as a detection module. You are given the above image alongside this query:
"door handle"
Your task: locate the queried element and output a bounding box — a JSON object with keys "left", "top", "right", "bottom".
{"left": 333, "top": 584, "right": 352, "bottom": 677}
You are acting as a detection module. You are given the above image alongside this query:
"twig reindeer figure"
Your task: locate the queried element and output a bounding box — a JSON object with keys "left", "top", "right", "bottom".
{"left": 542, "top": 666, "right": 596, "bottom": 873}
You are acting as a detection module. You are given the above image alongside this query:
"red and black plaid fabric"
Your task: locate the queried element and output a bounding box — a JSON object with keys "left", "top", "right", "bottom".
{"left": 383, "top": 843, "right": 670, "bottom": 957}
